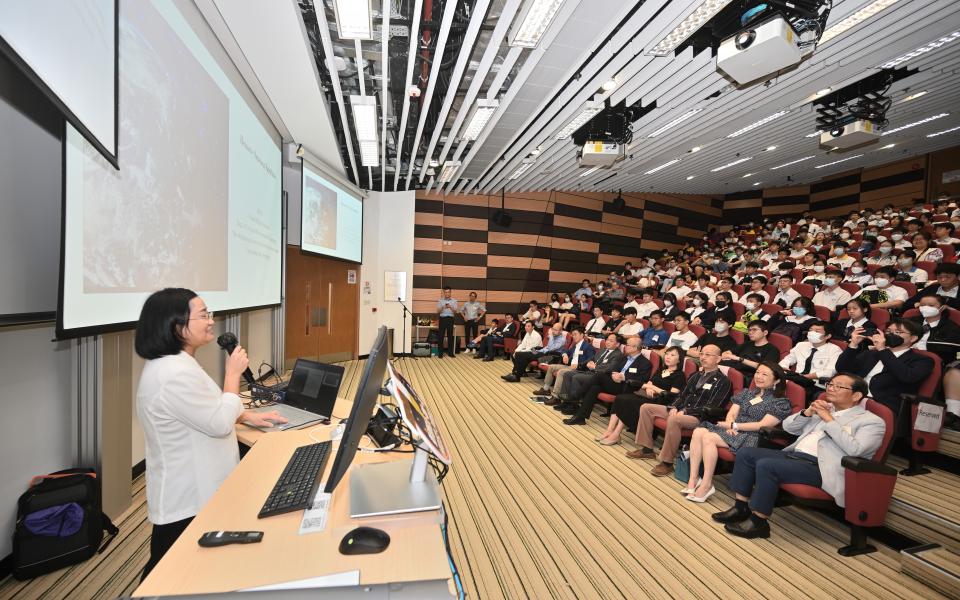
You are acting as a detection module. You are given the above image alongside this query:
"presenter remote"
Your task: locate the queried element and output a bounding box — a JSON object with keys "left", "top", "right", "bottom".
{"left": 198, "top": 531, "right": 264, "bottom": 547}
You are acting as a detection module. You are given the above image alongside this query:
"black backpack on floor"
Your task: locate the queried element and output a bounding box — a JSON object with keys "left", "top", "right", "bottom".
{"left": 12, "top": 468, "right": 119, "bottom": 580}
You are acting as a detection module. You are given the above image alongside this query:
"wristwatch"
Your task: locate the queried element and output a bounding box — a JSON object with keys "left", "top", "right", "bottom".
{"left": 732, "top": 422, "right": 739, "bottom": 431}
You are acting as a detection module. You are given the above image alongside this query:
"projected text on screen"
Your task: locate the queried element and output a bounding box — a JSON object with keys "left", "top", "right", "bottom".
{"left": 301, "top": 164, "right": 363, "bottom": 263}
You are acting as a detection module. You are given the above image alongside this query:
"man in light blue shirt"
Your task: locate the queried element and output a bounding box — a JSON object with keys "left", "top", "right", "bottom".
{"left": 502, "top": 323, "right": 566, "bottom": 382}
{"left": 436, "top": 286, "right": 458, "bottom": 357}
{"left": 460, "top": 292, "right": 486, "bottom": 353}
{"left": 574, "top": 279, "right": 593, "bottom": 298}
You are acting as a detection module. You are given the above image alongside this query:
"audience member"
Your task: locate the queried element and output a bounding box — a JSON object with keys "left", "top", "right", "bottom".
{"left": 554, "top": 333, "right": 625, "bottom": 415}
{"left": 640, "top": 310, "right": 669, "bottom": 349}
{"left": 500, "top": 321, "right": 547, "bottom": 381}
{"left": 779, "top": 320, "right": 842, "bottom": 401}
{"left": 857, "top": 266, "right": 908, "bottom": 311}
{"left": 532, "top": 327, "right": 595, "bottom": 404}
{"left": 903, "top": 262, "right": 960, "bottom": 310}
{"left": 812, "top": 269, "right": 852, "bottom": 311}
{"left": 475, "top": 313, "right": 517, "bottom": 361}
{"left": 563, "top": 337, "right": 652, "bottom": 425}
{"left": 912, "top": 295, "right": 960, "bottom": 366}
{"left": 584, "top": 306, "right": 607, "bottom": 337}
{"left": 665, "top": 312, "right": 698, "bottom": 351}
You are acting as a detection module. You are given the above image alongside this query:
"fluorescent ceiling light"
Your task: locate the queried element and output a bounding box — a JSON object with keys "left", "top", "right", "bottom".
{"left": 881, "top": 112, "right": 950, "bottom": 136}
{"left": 648, "top": 109, "right": 702, "bottom": 137}
{"left": 649, "top": 0, "right": 735, "bottom": 57}
{"left": 509, "top": 160, "right": 536, "bottom": 180}
{"left": 644, "top": 159, "right": 681, "bottom": 175}
{"left": 686, "top": 175, "right": 696, "bottom": 180}
{"left": 753, "top": 182, "right": 762, "bottom": 186}
{"left": 359, "top": 140, "right": 379, "bottom": 167}
{"left": 805, "top": 130, "right": 823, "bottom": 138}
{"left": 332, "top": 0, "right": 373, "bottom": 40}
{"left": 896, "top": 91, "right": 928, "bottom": 104}
{"left": 509, "top": 0, "right": 566, "bottom": 48}
{"left": 727, "top": 110, "right": 789, "bottom": 138}
{"left": 438, "top": 161, "right": 461, "bottom": 183}
{"left": 880, "top": 31, "right": 960, "bottom": 69}
{"left": 690, "top": 146, "right": 701, "bottom": 153}
{"left": 880, "top": 143, "right": 896, "bottom": 149}
{"left": 765, "top": 146, "right": 777, "bottom": 151}
{"left": 350, "top": 95, "right": 378, "bottom": 166}
{"left": 816, "top": 88, "right": 832, "bottom": 97}
{"left": 602, "top": 79, "right": 617, "bottom": 91}
{"left": 927, "top": 126, "right": 960, "bottom": 138}
{"left": 579, "top": 166, "right": 600, "bottom": 177}
{"left": 770, "top": 156, "right": 816, "bottom": 170}
{"left": 556, "top": 100, "right": 603, "bottom": 140}
{"left": 819, "top": 0, "right": 901, "bottom": 45}
{"left": 711, "top": 156, "right": 753, "bottom": 172}
{"left": 815, "top": 154, "right": 863, "bottom": 169}
{"left": 461, "top": 99, "right": 499, "bottom": 141}
{"left": 741, "top": 172, "right": 754, "bottom": 178}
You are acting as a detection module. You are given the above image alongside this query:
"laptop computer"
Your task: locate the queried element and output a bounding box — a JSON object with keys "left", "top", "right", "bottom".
{"left": 245, "top": 359, "right": 344, "bottom": 431}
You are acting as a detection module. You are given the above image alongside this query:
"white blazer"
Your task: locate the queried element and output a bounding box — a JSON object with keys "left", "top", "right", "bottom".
{"left": 136, "top": 351, "right": 243, "bottom": 524}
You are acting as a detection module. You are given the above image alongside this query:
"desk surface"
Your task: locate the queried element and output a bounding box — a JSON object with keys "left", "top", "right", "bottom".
{"left": 134, "top": 401, "right": 452, "bottom": 596}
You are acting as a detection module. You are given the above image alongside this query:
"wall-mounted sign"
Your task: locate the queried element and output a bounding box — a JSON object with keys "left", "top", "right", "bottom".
{"left": 347, "top": 269, "right": 357, "bottom": 284}
{"left": 384, "top": 271, "right": 407, "bottom": 302}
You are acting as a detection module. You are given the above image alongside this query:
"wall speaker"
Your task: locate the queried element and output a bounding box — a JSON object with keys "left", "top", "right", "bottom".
{"left": 491, "top": 209, "right": 512, "bottom": 227}
{"left": 611, "top": 196, "right": 626, "bottom": 213}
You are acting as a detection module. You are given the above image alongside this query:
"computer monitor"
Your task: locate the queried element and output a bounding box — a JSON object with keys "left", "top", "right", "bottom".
{"left": 323, "top": 326, "right": 389, "bottom": 494}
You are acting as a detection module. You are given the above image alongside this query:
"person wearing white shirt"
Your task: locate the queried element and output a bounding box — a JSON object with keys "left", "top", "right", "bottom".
{"left": 745, "top": 277, "right": 770, "bottom": 304}
{"left": 135, "top": 289, "right": 286, "bottom": 579}
{"left": 772, "top": 275, "right": 801, "bottom": 308}
{"left": 634, "top": 290, "right": 660, "bottom": 319}
{"left": 514, "top": 321, "right": 543, "bottom": 354}
{"left": 812, "top": 271, "right": 852, "bottom": 311}
{"left": 857, "top": 267, "right": 908, "bottom": 310}
{"left": 890, "top": 231, "right": 911, "bottom": 250}
{"left": 664, "top": 312, "right": 699, "bottom": 351}
{"left": 843, "top": 261, "right": 873, "bottom": 289}
{"left": 623, "top": 293, "right": 642, "bottom": 314}
{"left": 712, "top": 278, "right": 740, "bottom": 303}
{"left": 584, "top": 306, "right": 607, "bottom": 336}
{"left": 779, "top": 322, "right": 842, "bottom": 400}
{"left": 896, "top": 251, "right": 929, "bottom": 285}
{"left": 615, "top": 309, "right": 644, "bottom": 338}
{"left": 670, "top": 281, "right": 692, "bottom": 299}
{"left": 867, "top": 242, "right": 898, "bottom": 266}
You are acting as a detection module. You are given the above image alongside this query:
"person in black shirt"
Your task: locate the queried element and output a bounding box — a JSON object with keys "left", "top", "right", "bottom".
{"left": 599, "top": 347, "right": 687, "bottom": 443}
{"left": 903, "top": 262, "right": 960, "bottom": 311}
{"left": 601, "top": 307, "right": 623, "bottom": 335}
{"left": 721, "top": 320, "right": 780, "bottom": 384}
{"left": 687, "top": 315, "right": 738, "bottom": 362}
{"left": 833, "top": 297, "right": 877, "bottom": 342}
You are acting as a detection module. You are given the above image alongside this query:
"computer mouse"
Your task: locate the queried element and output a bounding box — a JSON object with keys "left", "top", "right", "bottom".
{"left": 338, "top": 526, "right": 390, "bottom": 555}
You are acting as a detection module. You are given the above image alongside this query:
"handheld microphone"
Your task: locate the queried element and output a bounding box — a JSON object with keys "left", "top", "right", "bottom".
{"left": 216, "top": 332, "right": 256, "bottom": 386}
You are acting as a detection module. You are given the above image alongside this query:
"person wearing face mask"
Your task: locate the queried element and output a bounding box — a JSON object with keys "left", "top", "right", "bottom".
{"left": 904, "top": 262, "right": 960, "bottom": 311}
{"left": 812, "top": 269, "right": 852, "bottom": 312}
{"left": 687, "top": 315, "right": 739, "bottom": 361}
{"left": 659, "top": 293, "right": 681, "bottom": 321}
{"left": 772, "top": 274, "right": 801, "bottom": 308}
{"left": 685, "top": 291, "right": 710, "bottom": 324}
{"left": 826, "top": 241, "right": 855, "bottom": 270}
{"left": 867, "top": 241, "right": 898, "bottom": 266}
{"left": 895, "top": 250, "right": 929, "bottom": 285}
{"left": 843, "top": 260, "right": 873, "bottom": 289}
{"left": 695, "top": 291, "right": 736, "bottom": 331}
{"left": 857, "top": 266, "right": 908, "bottom": 311}
{"left": 733, "top": 293, "right": 771, "bottom": 334}
{"left": 911, "top": 295, "right": 960, "bottom": 366}
{"left": 771, "top": 297, "right": 818, "bottom": 344}
{"left": 779, "top": 321, "right": 842, "bottom": 402}
{"left": 801, "top": 260, "right": 828, "bottom": 289}
{"left": 836, "top": 319, "right": 934, "bottom": 417}
{"left": 889, "top": 229, "right": 911, "bottom": 250}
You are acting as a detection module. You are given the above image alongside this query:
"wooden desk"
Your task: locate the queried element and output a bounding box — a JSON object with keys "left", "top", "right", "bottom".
{"left": 134, "top": 413, "right": 453, "bottom": 596}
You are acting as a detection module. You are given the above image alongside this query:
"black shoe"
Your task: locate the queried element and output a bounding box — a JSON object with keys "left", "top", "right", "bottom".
{"left": 501, "top": 374, "right": 520, "bottom": 382}
{"left": 474, "top": 354, "right": 484, "bottom": 359}
{"left": 724, "top": 518, "right": 771, "bottom": 539}
{"left": 563, "top": 416, "right": 587, "bottom": 425}
{"left": 600, "top": 411, "right": 612, "bottom": 417}
{"left": 436, "top": 353, "right": 443, "bottom": 358}
{"left": 530, "top": 394, "right": 550, "bottom": 402}
{"left": 711, "top": 506, "right": 752, "bottom": 524}
{"left": 483, "top": 357, "right": 494, "bottom": 362}
{"left": 560, "top": 405, "right": 578, "bottom": 415}
{"left": 945, "top": 412, "right": 960, "bottom": 432}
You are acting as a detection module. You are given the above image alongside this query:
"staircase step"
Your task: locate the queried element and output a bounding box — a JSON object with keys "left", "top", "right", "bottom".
{"left": 888, "top": 458, "right": 960, "bottom": 551}
{"left": 901, "top": 544, "right": 960, "bottom": 599}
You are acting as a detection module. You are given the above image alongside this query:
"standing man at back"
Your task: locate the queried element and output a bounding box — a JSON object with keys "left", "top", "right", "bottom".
{"left": 437, "top": 286, "right": 458, "bottom": 358}
{"left": 460, "top": 292, "right": 486, "bottom": 354}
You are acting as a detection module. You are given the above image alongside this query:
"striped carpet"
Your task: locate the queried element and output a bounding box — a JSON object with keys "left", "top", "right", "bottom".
{"left": 0, "top": 355, "right": 945, "bottom": 599}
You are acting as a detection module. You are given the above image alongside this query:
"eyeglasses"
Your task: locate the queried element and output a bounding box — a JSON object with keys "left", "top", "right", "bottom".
{"left": 190, "top": 311, "right": 215, "bottom": 321}
{"left": 824, "top": 382, "right": 852, "bottom": 391}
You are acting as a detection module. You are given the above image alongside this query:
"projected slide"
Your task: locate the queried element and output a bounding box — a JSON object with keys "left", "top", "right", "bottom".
{"left": 0, "top": 0, "right": 117, "bottom": 164}
{"left": 59, "top": 1, "right": 281, "bottom": 336}
{"left": 301, "top": 164, "right": 363, "bottom": 263}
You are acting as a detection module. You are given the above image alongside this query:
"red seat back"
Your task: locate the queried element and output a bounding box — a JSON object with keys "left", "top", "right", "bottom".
{"left": 718, "top": 365, "right": 744, "bottom": 394}
{"left": 730, "top": 302, "right": 745, "bottom": 318}
{"left": 864, "top": 399, "right": 896, "bottom": 463}
{"left": 728, "top": 329, "right": 744, "bottom": 345}
{"left": 814, "top": 305, "right": 832, "bottom": 322}
{"left": 641, "top": 349, "right": 661, "bottom": 372}
{"left": 663, "top": 322, "right": 676, "bottom": 335}
{"left": 839, "top": 282, "right": 861, "bottom": 296}
{"left": 688, "top": 324, "right": 706, "bottom": 338}
{"left": 916, "top": 261, "right": 937, "bottom": 279}
{"left": 784, "top": 381, "right": 805, "bottom": 414}
{"left": 793, "top": 283, "right": 815, "bottom": 298}
{"left": 683, "top": 358, "right": 698, "bottom": 378}
{"left": 892, "top": 280, "right": 917, "bottom": 298}
{"left": 767, "top": 333, "right": 793, "bottom": 360}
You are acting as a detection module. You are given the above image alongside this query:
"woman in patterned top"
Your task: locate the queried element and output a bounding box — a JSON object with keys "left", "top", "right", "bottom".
{"left": 682, "top": 362, "right": 792, "bottom": 502}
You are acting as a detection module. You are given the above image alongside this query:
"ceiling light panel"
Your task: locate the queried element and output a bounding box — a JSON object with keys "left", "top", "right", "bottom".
{"left": 711, "top": 156, "right": 753, "bottom": 172}
{"left": 927, "top": 126, "right": 960, "bottom": 138}
{"left": 648, "top": 109, "right": 702, "bottom": 137}
{"left": 509, "top": 160, "right": 536, "bottom": 180}
{"left": 359, "top": 140, "right": 379, "bottom": 167}
{"left": 649, "top": 0, "right": 735, "bottom": 57}
{"left": 332, "top": 0, "right": 374, "bottom": 40}
{"left": 727, "top": 111, "right": 789, "bottom": 138}
{"left": 881, "top": 112, "right": 950, "bottom": 136}
{"left": 819, "top": 0, "right": 902, "bottom": 45}
{"left": 770, "top": 156, "right": 816, "bottom": 169}
{"left": 509, "top": 0, "right": 566, "bottom": 48}
{"left": 461, "top": 99, "right": 499, "bottom": 141}
{"left": 350, "top": 95, "right": 378, "bottom": 167}
{"left": 556, "top": 100, "right": 603, "bottom": 140}
{"left": 579, "top": 166, "right": 601, "bottom": 177}
{"left": 644, "top": 158, "right": 681, "bottom": 175}
{"left": 815, "top": 154, "right": 864, "bottom": 169}
{"left": 880, "top": 31, "right": 960, "bottom": 69}
{"left": 896, "top": 91, "right": 928, "bottom": 104}
{"left": 438, "top": 161, "right": 461, "bottom": 183}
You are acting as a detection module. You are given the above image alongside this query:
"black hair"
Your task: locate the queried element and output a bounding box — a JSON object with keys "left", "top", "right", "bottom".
{"left": 756, "top": 361, "right": 786, "bottom": 395}
{"left": 846, "top": 296, "right": 872, "bottom": 318}
{"left": 807, "top": 319, "right": 830, "bottom": 334}
{"left": 935, "top": 262, "right": 960, "bottom": 275}
{"left": 894, "top": 317, "right": 924, "bottom": 340}
{"left": 836, "top": 372, "right": 869, "bottom": 398}
{"left": 623, "top": 307, "right": 638, "bottom": 316}
{"left": 674, "top": 311, "right": 691, "bottom": 322}
{"left": 649, "top": 309, "right": 665, "bottom": 319}
{"left": 135, "top": 288, "right": 198, "bottom": 359}
{"left": 747, "top": 319, "right": 770, "bottom": 332}
{"left": 936, "top": 221, "right": 956, "bottom": 233}
{"left": 443, "top": 285, "right": 452, "bottom": 292}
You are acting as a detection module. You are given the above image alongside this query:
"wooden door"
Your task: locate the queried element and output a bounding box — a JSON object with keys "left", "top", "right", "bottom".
{"left": 284, "top": 246, "right": 359, "bottom": 367}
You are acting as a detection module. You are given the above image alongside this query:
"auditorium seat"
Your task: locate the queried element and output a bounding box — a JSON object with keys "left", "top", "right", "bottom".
{"left": 728, "top": 329, "right": 744, "bottom": 345}
{"left": 778, "top": 399, "right": 897, "bottom": 556}
{"left": 839, "top": 282, "right": 861, "bottom": 297}
{"left": 767, "top": 333, "right": 792, "bottom": 360}
{"left": 813, "top": 305, "right": 832, "bottom": 322}
{"left": 915, "top": 261, "right": 937, "bottom": 279}
{"left": 892, "top": 280, "right": 917, "bottom": 298}
{"left": 688, "top": 324, "right": 706, "bottom": 338}
{"left": 901, "top": 350, "right": 944, "bottom": 476}
{"left": 717, "top": 381, "right": 806, "bottom": 463}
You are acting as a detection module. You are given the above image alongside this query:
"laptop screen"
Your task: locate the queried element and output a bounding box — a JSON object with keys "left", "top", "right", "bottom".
{"left": 285, "top": 359, "right": 344, "bottom": 415}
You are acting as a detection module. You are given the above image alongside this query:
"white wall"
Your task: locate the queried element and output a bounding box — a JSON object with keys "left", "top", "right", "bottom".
{"left": 359, "top": 191, "right": 416, "bottom": 354}
{"left": 0, "top": 324, "right": 74, "bottom": 558}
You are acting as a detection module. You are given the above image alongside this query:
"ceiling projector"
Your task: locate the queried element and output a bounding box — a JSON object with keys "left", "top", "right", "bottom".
{"left": 579, "top": 141, "right": 624, "bottom": 168}
{"left": 820, "top": 119, "right": 881, "bottom": 149}
{"left": 717, "top": 16, "right": 802, "bottom": 85}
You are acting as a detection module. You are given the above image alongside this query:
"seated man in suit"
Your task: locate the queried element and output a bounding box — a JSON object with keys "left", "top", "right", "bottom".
{"left": 712, "top": 373, "right": 885, "bottom": 539}
{"left": 912, "top": 294, "right": 960, "bottom": 367}
{"left": 502, "top": 322, "right": 561, "bottom": 382}
{"left": 555, "top": 333, "right": 625, "bottom": 415}
{"left": 475, "top": 313, "right": 517, "bottom": 360}
{"left": 531, "top": 327, "right": 595, "bottom": 404}
{"left": 835, "top": 319, "right": 934, "bottom": 417}
{"left": 563, "top": 337, "right": 652, "bottom": 425}
{"left": 630, "top": 345, "right": 732, "bottom": 477}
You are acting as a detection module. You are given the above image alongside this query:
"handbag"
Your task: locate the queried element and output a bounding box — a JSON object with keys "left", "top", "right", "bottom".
{"left": 673, "top": 447, "right": 704, "bottom": 484}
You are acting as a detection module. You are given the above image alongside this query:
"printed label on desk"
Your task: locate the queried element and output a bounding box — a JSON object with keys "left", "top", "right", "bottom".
{"left": 299, "top": 490, "right": 332, "bottom": 535}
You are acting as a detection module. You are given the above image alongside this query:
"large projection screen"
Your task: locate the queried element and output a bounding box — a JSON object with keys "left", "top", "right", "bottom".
{"left": 301, "top": 162, "right": 363, "bottom": 263}
{"left": 0, "top": 0, "right": 118, "bottom": 166}
{"left": 57, "top": 1, "right": 282, "bottom": 338}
